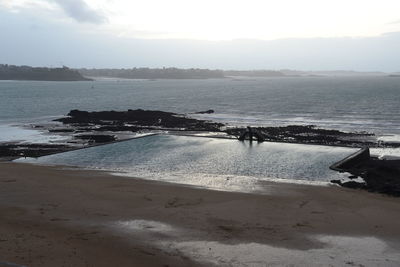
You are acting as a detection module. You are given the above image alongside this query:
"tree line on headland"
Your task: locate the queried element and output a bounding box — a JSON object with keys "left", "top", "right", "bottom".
{"left": 78, "top": 67, "right": 226, "bottom": 79}
{"left": 0, "top": 64, "right": 91, "bottom": 81}
{"left": 1, "top": 64, "right": 396, "bottom": 81}
{"left": 0, "top": 64, "right": 289, "bottom": 81}
{"left": 78, "top": 68, "right": 286, "bottom": 79}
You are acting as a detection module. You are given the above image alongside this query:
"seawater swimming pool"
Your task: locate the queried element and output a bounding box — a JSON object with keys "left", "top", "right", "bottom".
{"left": 18, "top": 135, "right": 356, "bottom": 191}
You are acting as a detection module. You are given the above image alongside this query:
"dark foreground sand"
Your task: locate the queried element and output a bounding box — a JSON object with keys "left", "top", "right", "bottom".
{"left": 1, "top": 162, "right": 400, "bottom": 267}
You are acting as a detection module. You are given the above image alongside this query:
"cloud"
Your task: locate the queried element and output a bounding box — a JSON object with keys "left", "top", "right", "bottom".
{"left": 388, "top": 19, "right": 400, "bottom": 25}
{"left": 50, "top": 0, "right": 107, "bottom": 24}
{"left": 1, "top": 6, "right": 400, "bottom": 72}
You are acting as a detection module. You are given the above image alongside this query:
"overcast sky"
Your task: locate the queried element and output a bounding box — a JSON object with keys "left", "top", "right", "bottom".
{"left": 1, "top": 0, "right": 400, "bottom": 71}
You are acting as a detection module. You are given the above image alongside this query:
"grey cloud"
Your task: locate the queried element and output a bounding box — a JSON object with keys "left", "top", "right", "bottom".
{"left": 1, "top": 8, "right": 400, "bottom": 71}
{"left": 50, "top": 0, "right": 107, "bottom": 24}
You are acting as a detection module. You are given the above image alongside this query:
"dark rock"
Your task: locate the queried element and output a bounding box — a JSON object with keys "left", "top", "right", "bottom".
{"left": 225, "top": 125, "right": 382, "bottom": 148}
{"left": 340, "top": 181, "right": 366, "bottom": 190}
{"left": 331, "top": 179, "right": 366, "bottom": 190}
{"left": 195, "top": 109, "right": 214, "bottom": 114}
{"left": 0, "top": 143, "right": 71, "bottom": 158}
{"left": 55, "top": 109, "right": 224, "bottom": 131}
{"left": 48, "top": 128, "right": 75, "bottom": 133}
{"left": 74, "top": 134, "right": 116, "bottom": 143}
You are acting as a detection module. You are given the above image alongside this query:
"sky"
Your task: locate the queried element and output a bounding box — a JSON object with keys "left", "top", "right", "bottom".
{"left": 1, "top": 0, "right": 400, "bottom": 71}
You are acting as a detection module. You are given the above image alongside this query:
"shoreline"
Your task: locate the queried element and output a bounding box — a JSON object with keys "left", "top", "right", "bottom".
{"left": 1, "top": 162, "right": 400, "bottom": 266}
{"left": 19, "top": 159, "right": 336, "bottom": 189}
{"left": 4, "top": 130, "right": 400, "bottom": 197}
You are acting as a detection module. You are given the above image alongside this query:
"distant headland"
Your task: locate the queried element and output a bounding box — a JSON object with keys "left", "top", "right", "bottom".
{"left": 79, "top": 68, "right": 290, "bottom": 79}
{"left": 0, "top": 64, "right": 92, "bottom": 81}
{"left": 1, "top": 64, "right": 397, "bottom": 81}
{"left": 0, "top": 65, "right": 289, "bottom": 80}
{"left": 77, "top": 68, "right": 394, "bottom": 79}
{"left": 79, "top": 67, "right": 226, "bottom": 79}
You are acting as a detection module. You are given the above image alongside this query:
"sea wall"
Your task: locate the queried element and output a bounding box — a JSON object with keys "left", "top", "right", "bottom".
{"left": 330, "top": 147, "right": 370, "bottom": 171}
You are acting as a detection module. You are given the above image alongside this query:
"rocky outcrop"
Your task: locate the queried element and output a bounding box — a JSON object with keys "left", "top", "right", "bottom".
{"left": 55, "top": 109, "right": 224, "bottom": 131}
{"left": 194, "top": 109, "right": 214, "bottom": 114}
{"left": 0, "top": 143, "right": 70, "bottom": 158}
{"left": 74, "top": 134, "right": 116, "bottom": 143}
{"left": 226, "top": 125, "right": 388, "bottom": 148}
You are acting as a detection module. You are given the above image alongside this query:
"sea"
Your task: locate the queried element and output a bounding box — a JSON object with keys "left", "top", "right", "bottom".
{"left": 1, "top": 76, "right": 399, "bottom": 191}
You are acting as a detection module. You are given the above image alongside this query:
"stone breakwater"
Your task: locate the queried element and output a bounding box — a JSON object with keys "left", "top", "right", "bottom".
{"left": 330, "top": 148, "right": 400, "bottom": 197}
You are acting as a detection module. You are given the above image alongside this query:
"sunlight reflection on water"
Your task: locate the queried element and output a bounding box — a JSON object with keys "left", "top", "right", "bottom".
{"left": 17, "top": 135, "right": 356, "bottom": 192}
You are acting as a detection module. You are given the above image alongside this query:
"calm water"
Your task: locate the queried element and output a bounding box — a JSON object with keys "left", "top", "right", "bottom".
{"left": 18, "top": 135, "right": 355, "bottom": 191}
{"left": 1, "top": 77, "right": 400, "bottom": 136}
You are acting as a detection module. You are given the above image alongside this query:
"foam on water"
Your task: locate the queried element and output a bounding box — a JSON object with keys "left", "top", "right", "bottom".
{"left": 371, "top": 147, "right": 400, "bottom": 159}
{"left": 193, "top": 112, "right": 400, "bottom": 134}
{"left": 0, "top": 124, "right": 67, "bottom": 144}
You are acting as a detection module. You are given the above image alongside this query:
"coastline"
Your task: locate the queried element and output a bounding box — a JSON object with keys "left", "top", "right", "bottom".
{"left": 1, "top": 162, "right": 400, "bottom": 266}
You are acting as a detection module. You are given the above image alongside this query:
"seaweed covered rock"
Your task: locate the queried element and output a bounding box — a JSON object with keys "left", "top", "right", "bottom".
{"left": 74, "top": 134, "right": 116, "bottom": 143}
{"left": 226, "top": 125, "right": 385, "bottom": 147}
{"left": 55, "top": 109, "right": 224, "bottom": 131}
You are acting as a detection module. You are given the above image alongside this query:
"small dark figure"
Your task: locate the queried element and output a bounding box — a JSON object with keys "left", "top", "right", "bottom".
{"left": 247, "top": 126, "right": 253, "bottom": 142}
{"left": 238, "top": 126, "right": 264, "bottom": 142}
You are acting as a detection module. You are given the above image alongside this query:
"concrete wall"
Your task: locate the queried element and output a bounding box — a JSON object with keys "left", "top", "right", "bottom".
{"left": 330, "top": 147, "right": 370, "bottom": 171}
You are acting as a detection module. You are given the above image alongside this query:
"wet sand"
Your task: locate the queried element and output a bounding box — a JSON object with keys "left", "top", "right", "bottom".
{"left": 1, "top": 162, "right": 400, "bottom": 266}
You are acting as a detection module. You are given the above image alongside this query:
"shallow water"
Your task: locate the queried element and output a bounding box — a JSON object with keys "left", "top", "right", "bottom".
{"left": 0, "top": 124, "right": 67, "bottom": 144}
{"left": 113, "top": 219, "right": 400, "bottom": 266}
{"left": 166, "top": 235, "right": 400, "bottom": 267}
{"left": 18, "top": 135, "right": 355, "bottom": 190}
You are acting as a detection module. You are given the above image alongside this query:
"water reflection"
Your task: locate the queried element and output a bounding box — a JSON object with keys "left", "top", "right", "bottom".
{"left": 18, "top": 135, "right": 356, "bottom": 191}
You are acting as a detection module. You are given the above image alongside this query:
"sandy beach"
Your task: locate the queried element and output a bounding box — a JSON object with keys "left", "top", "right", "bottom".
{"left": 1, "top": 162, "right": 400, "bottom": 267}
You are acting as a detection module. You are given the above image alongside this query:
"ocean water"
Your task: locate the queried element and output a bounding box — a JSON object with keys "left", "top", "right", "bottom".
{"left": 0, "top": 77, "right": 400, "bottom": 136}
{"left": 18, "top": 135, "right": 355, "bottom": 191}
{"left": 1, "top": 77, "right": 399, "bottom": 187}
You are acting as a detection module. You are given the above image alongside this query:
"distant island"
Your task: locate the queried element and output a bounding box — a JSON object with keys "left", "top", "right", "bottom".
{"left": 79, "top": 67, "right": 225, "bottom": 79}
{"left": 224, "top": 70, "right": 286, "bottom": 77}
{"left": 78, "top": 67, "right": 288, "bottom": 79}
{"left": 0, "top": 64, "right": 91, "bottom": 81}
{"left": 78, "top": 68, "right": 395, "bottom": 79}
